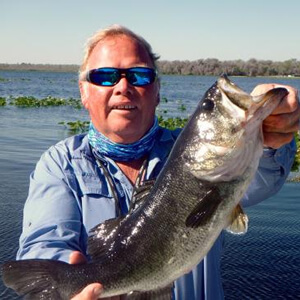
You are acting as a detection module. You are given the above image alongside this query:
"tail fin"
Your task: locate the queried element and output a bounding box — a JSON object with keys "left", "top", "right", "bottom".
{"left": 1, "top": 259, "right": 70, "bottom": 300}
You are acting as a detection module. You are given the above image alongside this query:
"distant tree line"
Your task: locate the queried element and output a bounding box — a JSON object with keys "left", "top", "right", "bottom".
{"left": 1, "top": 59, "right": 300, "bottom": 77}
{"left": 157, "top": 58, "right": 300, "bottom": 77}
{"left": 0, "top": 63, "right": 79, "bottom": 73}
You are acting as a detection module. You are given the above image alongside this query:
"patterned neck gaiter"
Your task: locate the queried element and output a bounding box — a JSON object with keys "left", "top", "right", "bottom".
{"left": 88, "top": 117, "right": 159, "bottom": 161}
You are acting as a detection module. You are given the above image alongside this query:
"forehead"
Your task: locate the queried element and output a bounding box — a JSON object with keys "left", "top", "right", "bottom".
{"left": 86, "top": 35, "right": 153, "bottom": 69}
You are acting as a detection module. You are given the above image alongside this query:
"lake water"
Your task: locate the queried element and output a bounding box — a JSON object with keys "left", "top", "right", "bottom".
{"left": 0, "top": 70, "right": 299, "bottom": 299}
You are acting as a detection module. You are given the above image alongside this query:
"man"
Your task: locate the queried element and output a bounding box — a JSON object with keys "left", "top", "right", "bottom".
{"left": 17, "top": 25, "right": 299, "bottom": 299}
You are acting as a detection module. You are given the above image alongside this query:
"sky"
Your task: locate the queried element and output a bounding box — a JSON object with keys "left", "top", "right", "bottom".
{"left": 1, "top": 0, "right": 300, "bottom": 64}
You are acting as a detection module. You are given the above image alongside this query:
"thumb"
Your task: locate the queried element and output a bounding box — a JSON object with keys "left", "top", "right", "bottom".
{"left": 71, "top": 283, "right": 103, "bottom": 300}
{"left": 69, "top": 251, "right": 87, "bottom": 265}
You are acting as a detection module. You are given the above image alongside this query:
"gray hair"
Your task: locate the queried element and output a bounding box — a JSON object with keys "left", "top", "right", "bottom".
{"left": 79, "top": 24, "right": 160, "bottom": 74}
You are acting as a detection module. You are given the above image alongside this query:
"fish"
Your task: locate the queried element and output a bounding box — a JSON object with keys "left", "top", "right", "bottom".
{"left": 1, "top": 75, "right": 288, "bottom": 299}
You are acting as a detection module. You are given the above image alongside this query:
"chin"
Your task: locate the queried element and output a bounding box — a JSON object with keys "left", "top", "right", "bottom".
{"left": 114, "top": 128, "right": 147, "bottom": 144}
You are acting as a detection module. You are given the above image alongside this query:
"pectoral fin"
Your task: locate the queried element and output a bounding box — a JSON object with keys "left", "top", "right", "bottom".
{"left": 185, "top": 187, "right": 222, "bottom": 228}
{"left": 226, "top": 204, "right": 248, "bottom": 235}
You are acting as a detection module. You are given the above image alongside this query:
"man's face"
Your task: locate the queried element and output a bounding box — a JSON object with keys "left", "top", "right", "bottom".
{"left": 79, "top": 35, "right": 160, "bottom": 144}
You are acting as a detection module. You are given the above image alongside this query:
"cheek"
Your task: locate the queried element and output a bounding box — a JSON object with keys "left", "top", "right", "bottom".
{"left": 142, "top": 85, "right": 160, "bottom": 108}
{"left": 81, "top": 86, "right": 110, "bottom": 111}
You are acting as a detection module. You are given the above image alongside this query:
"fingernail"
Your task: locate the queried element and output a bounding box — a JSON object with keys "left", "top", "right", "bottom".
{"left": 93, "top": 285, "right": 103, "bottom": 297}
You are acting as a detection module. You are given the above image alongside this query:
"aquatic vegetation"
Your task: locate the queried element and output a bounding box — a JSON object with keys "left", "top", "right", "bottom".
{"left": 292, "top": 132, "right": 300, "bottom": 172}
{"left": 158, "top": 109, "right": 168, "bottom": 115}
{"left": 178, "top": 104, "right": 187, "bottom": 112}
{"left": 0, "top": 77, "right": 9, "bottom": 82}
{"left": 158, "top": 116, "right": 188, "bottom": 130}
{"left": 6, "top": 96, "right": 82, "bottom": 108}
{"left": 58, "top": 121, "right": 90, "bottom": 133}
{"left": 0, "top": 97, "right": 6, "bottom": 106}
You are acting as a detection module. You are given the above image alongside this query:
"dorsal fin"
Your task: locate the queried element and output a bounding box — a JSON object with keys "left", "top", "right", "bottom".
{"left": 185, "top": 187, "right": 222, "bottom": 228}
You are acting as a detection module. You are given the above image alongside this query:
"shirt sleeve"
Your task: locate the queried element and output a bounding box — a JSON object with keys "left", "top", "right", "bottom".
{"left": 16, "top": 145, "right": 85, "bottom": 263}
{"left": 241, "top": 139, "right": 297, "bottom": 208}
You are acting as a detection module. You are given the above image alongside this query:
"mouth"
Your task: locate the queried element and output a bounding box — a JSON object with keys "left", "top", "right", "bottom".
{"left": 111, "top": 104, "right": 137, "bottom": 110}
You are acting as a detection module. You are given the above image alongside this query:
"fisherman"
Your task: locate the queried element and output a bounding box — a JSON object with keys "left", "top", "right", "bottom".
{"left": 16, "top": 25, "right": 299, "bottom": 300}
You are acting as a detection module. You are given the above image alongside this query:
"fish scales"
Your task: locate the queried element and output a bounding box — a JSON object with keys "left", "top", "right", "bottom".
{"left": 1, "top": 75, "right": 288, "bottom": 299}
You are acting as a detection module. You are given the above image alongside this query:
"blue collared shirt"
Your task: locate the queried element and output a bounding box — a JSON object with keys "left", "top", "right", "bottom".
{"left": 17, "top": 127, "right": 296, "bottom": 300}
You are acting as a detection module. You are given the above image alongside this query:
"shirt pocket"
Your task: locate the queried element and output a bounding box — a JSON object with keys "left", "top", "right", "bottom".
{"left": 71, "top": 172, "right": 111, "bottom": 197}
{"left": 73, "top": 173, "right": 117, "bottom": 229}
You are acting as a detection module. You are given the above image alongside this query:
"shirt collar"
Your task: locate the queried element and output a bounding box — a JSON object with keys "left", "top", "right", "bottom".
{"left": 72, "top": 127, "right": 181, "bottom": 178}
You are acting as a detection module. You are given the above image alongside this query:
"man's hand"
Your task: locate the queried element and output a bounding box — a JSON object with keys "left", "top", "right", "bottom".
{"left": 251, "top": 83, "right": 300, "bottom": 149}
{"left": 69, "top": 251, "right": 103, "bottom": 300}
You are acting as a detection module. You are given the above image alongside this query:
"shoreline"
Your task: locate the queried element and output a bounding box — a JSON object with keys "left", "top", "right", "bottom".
{"left": 0, "top": 63, "right": 300, "bottom": 78}
{"left": 0, "top": 68, "right": 299, "bottom": 79}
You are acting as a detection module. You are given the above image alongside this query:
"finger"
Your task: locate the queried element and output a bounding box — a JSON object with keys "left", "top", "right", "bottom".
{"left": 263, "top": 110, "right": 300, "bottom": 133}
{"left": 251, "top": 83, "right": 277, "bottom": 96}
{"left": 69, "top": 251, "right": 87, "bottom": 265}
{"left": 271, "top": 88, "right": 299, "bottom": 115}
{"left": 251, "top": 84, "right": 299, "bottom": 115}
{"left": 71, "top": 283, "right": 103, "bottom": 300}
{"left": 263, "top": 132, "right": 294, "bottom": 149}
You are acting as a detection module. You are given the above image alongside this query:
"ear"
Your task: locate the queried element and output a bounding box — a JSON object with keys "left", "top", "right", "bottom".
{"left": 79, "top": 81, "right": 89, "bottom": 109}
{"left": 156, "top": 92, "right": 160, "bottom": 106}
{"left": 156, "top": 79, "right": 161, "bottom": 106}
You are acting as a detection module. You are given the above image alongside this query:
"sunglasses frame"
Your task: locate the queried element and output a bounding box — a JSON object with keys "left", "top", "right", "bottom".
{"left": 81, "top": 67, "right": 157, "bottom": 87}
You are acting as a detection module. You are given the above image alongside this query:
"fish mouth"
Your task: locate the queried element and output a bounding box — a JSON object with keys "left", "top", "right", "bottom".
{"left": 217, "top": 75, "right": 252, "bottom": 111}
{"left": 217, "top": 75, "right": 288, "bottom": 118}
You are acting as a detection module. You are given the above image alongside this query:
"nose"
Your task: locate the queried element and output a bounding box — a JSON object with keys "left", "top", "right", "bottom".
{"left": 114, "top": 76, "right": 133, "bottom": 95}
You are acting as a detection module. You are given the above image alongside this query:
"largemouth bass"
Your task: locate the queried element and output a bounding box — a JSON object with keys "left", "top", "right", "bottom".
{"left": 1, "top": 76, "right": 287, "bottom": 299}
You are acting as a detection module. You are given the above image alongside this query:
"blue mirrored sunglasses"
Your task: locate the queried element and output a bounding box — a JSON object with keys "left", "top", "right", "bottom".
{"left": 82, "top": 67, "right": 157, "bottom": 87}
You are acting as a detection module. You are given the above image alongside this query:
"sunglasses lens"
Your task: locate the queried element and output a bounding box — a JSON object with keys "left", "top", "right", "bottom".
{"left": 88, "top": 68, "right": 119, "bottom": 86}
{"left": 127, "top": 68, "right": 156, "bottom": 86}
{"left": 86, "top": 67, "right": 156, "bottom": 87}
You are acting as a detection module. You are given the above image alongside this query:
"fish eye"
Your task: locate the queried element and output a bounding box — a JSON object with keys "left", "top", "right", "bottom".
{"left": 201, "top": 99, "right": 215, "bottom": 111}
